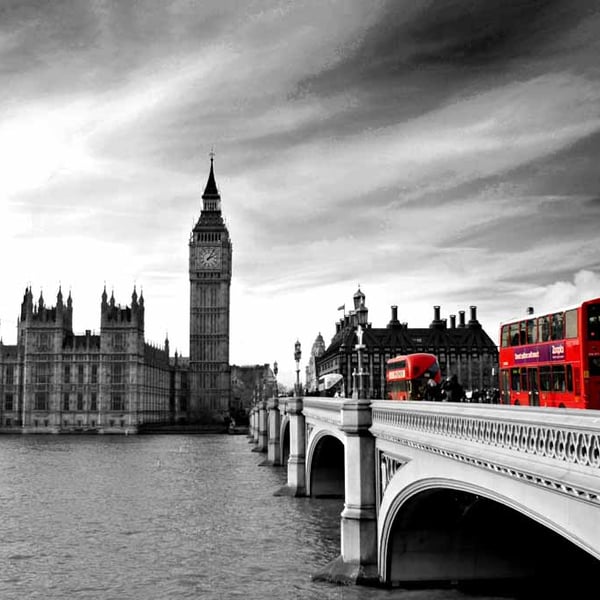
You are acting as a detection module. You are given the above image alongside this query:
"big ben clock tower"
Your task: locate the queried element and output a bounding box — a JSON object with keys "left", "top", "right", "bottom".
{"left": 189, "top": 155, "right": 232, "bottom": 422}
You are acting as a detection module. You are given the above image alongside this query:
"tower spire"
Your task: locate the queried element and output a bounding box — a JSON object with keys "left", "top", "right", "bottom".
{"left": 202, "top": 150, "right": 220, "bottom": 199}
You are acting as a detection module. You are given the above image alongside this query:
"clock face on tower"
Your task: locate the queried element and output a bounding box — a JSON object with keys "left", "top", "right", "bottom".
{"left": 197, "top": 246, "right": 222, "bottom": 269}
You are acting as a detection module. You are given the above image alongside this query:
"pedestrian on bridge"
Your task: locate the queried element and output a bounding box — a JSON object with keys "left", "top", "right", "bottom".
{"left": 424, "top": 374, "right": 441, "bottom": 402}
{"left": 442, "top": 375, "right": 465, "bottom": 402}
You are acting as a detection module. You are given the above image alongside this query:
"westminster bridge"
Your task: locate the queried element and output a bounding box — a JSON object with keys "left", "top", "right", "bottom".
{"left": 248, "top": 397, "right": 600, "bottom": 587}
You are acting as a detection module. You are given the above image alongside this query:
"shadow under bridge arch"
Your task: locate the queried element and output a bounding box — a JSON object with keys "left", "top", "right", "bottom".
{"left": 306, "top": 430, "right": 345, "bottom": 498}
{"left": 381, "top": 484, "right": 600, "bottom": 590}
{"left": 279, "top": 414, "right": 290, "bottom": 467}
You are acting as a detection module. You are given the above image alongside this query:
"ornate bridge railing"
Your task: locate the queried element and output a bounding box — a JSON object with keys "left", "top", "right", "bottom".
{"left": 370, "top": 401, "right": 600, "bottom": 505}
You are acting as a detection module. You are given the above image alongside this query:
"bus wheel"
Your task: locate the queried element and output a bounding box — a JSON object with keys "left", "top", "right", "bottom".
{"left": 514, "top": 400, "right": 520, "bottom": 406}
{"left": 559, "top": 403, "right": 566, "bottom": 408}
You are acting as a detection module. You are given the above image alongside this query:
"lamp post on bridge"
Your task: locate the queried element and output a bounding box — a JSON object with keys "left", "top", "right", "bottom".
{"left": 352, "top": 324, "right": 367, "bottom": 399}
{"left": 294, "top": 340, "right": 302, "bottom": 397}
{"left": 273, "top": 342, "right": 305, "bottom": 496}
{"left": 266, "top": 360, "right": 281, "bottom": 465}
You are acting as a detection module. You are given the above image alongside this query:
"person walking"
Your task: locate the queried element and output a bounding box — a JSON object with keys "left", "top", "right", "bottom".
{"left": 424, "top": 375, "right": 440, "bottom": 401}
{"left": 443, "top": 375, "right": 465, "bottom": 402}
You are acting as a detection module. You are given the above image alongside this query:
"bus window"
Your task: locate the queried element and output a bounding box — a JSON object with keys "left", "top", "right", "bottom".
{"left": 510, "top": 323, "right": 520, "bottom": 346}
{"left": 539, "top": 316, "right": 551, "bottom": 342}
{"left": 552, "top": 365, "right": 566, "bottom": 392}
{"left": 540, "top": 366, "right": 552, "bottom": 391}
{"left": 510, "top": 368, "right": 521, "bottom": 391}
{"left": 410, "top": 380, "right": 425, "bottom": 401}
{"left": 519, "top": 322, "right": 527, "bottom": 345}
{"left": 587, "top": 304, "right": 600, "bottom": 340}
{"left": 565, "top": 309, "right": 578, "bottom": 339}
{"left": 501, "top": 325, "right": 510, "bottom": 348}
{"left": 527, "top": 319, "right": 537, "bottom": 344}
{"left": 566, "top": 364, "right": 573, "bottom": 392}
{"left": 501, "top": 369, "right": 510, "bottom": 404}
{"left": 520, "top": 367, "right": 528, "bottom": 391}
{"left": 387, "top": 379, "right": 407, "bottom": 398}
{"left": 589, "top": 355, "right": 600, "bottom": 377}
{"left": 551, "top": 313, "right": 564, "bottom": 340}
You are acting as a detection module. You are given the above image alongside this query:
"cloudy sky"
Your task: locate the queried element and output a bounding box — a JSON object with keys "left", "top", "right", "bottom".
{"left": 1, "top": 0, "right": 599, "bottom": 386}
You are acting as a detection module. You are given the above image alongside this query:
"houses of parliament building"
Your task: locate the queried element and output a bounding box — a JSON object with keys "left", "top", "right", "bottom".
{"left": 0, "top": 158, "right": 232, "bottom": 433}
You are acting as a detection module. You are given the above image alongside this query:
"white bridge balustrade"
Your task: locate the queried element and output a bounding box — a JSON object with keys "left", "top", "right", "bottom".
{"left": 251, "top": 395, "right": 600, "bottom": 588}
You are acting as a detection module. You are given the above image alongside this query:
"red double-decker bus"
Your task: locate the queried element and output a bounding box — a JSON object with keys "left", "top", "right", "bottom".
{"left": 499, "top": 297, "right": 600, "bottom": 409}
{"left": 386, "top": 353, "right": 441, "bottom": 401}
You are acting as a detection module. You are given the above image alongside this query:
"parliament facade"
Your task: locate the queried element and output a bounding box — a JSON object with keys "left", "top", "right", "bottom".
{"left": 0, "top": 286, "right": 179, "bottom": 433}
{"left": 0, "top": 159, "right": 232, "bottom": 433}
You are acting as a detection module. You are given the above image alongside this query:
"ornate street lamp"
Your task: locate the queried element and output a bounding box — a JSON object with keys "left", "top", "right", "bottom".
{"left": 353, "top": 324, "right": 367, "bottom": 399}
{"left": 294, "top": 340, "right": 302, "bottom": 396}
{"left": 273, "top": 360, "right": 278, "bottom": 398}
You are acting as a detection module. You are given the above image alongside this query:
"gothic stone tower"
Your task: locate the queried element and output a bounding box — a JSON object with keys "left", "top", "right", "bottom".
{"left": 17, "top": 287, "right": 74, "bottom": 431}
{"left": 189, "top": 157, "right": 232, "bottom": 422}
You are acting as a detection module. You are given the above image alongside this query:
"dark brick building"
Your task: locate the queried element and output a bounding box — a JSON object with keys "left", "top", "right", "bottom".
{"left": 315, "top": 288, "right": 498, "bottom": 398}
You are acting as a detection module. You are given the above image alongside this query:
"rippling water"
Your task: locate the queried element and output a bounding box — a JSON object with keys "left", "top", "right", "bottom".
{"left": 0, "top": 434, "right": 511, "bottom": 600}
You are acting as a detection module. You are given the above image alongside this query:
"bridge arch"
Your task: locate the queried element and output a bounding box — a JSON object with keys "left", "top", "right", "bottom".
{"left": 378, "top": 457, "right": 600, "bottom": 586}
{"left": 306, "top": 428, "right": 345, "bottom": 498}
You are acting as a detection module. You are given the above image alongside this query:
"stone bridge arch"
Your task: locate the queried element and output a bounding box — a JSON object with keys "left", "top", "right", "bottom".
{"left": 378, "top": 455, "right": 600, "bottom": 586}
{"left": 306, "top": 428, "right": 345, "bottom": 498}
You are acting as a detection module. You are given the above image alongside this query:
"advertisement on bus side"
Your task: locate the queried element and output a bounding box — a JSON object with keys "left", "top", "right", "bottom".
{"left": 513, "top": 342, "right": 565, "bottom": 364}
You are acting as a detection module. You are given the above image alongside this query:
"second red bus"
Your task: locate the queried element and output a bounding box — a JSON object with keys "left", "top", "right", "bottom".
{"left": 386, "top": 353, "right": 441, "bottom": 401}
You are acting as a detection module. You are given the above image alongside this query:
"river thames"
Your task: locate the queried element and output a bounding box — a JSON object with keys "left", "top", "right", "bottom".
{"left": 0, "top": 433, "right": 523, "bottom": 599}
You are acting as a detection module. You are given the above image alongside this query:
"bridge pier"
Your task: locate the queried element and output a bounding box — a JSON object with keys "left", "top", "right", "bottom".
{"left": 274, "top": 397, "right": 305, "bottom": 497}
{"left": 266, "top": 397, "right": 281, "bottom": 465}
{"left": 247, "top": 407, "right": 256, "bottom": 443}
{"left": 314, "top": 398, "right": 378, "bottom": 585}
{"left": 252, "top": 401, "right": 268, "bottom": 453}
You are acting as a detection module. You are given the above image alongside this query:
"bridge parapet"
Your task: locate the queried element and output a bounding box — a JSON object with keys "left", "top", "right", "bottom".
{"left": 371, "top": 401, "right": 600, "bottom": 463}
{"left": 371, "top": 401, "right": 600, "bottom": 502}
{"left": 277, "top": 397, "right": 289, "bottom": 413}
{"left": 303, "top": 397, "right": 344, "bottom": 429}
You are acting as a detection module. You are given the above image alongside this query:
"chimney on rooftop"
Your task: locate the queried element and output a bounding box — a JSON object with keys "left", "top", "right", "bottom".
{"left": 387, "top": 305, "right": 401, "bottom": 328}
{"left": 468, "top": 305, "right": 481, "bottom": 328}
{"left": 430, "top": 305, "right": 444, "bottom": 329}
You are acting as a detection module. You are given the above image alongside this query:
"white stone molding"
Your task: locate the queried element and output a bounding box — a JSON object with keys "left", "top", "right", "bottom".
{"left": 371, "top": 403, "right": 600, "bottom": 469}
{"left": 379, "top": 451, "right": 407, "bottom": 497}
{"left": 371, "top": 401, "right": 600, "bottom": 506}
{"left": 303, "top": 397, "right": 344, "bottom": 427}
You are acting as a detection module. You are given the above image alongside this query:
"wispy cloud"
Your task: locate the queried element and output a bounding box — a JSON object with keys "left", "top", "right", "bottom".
{"left": 1, "top": 0, "right": 599, "bottom": 384}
